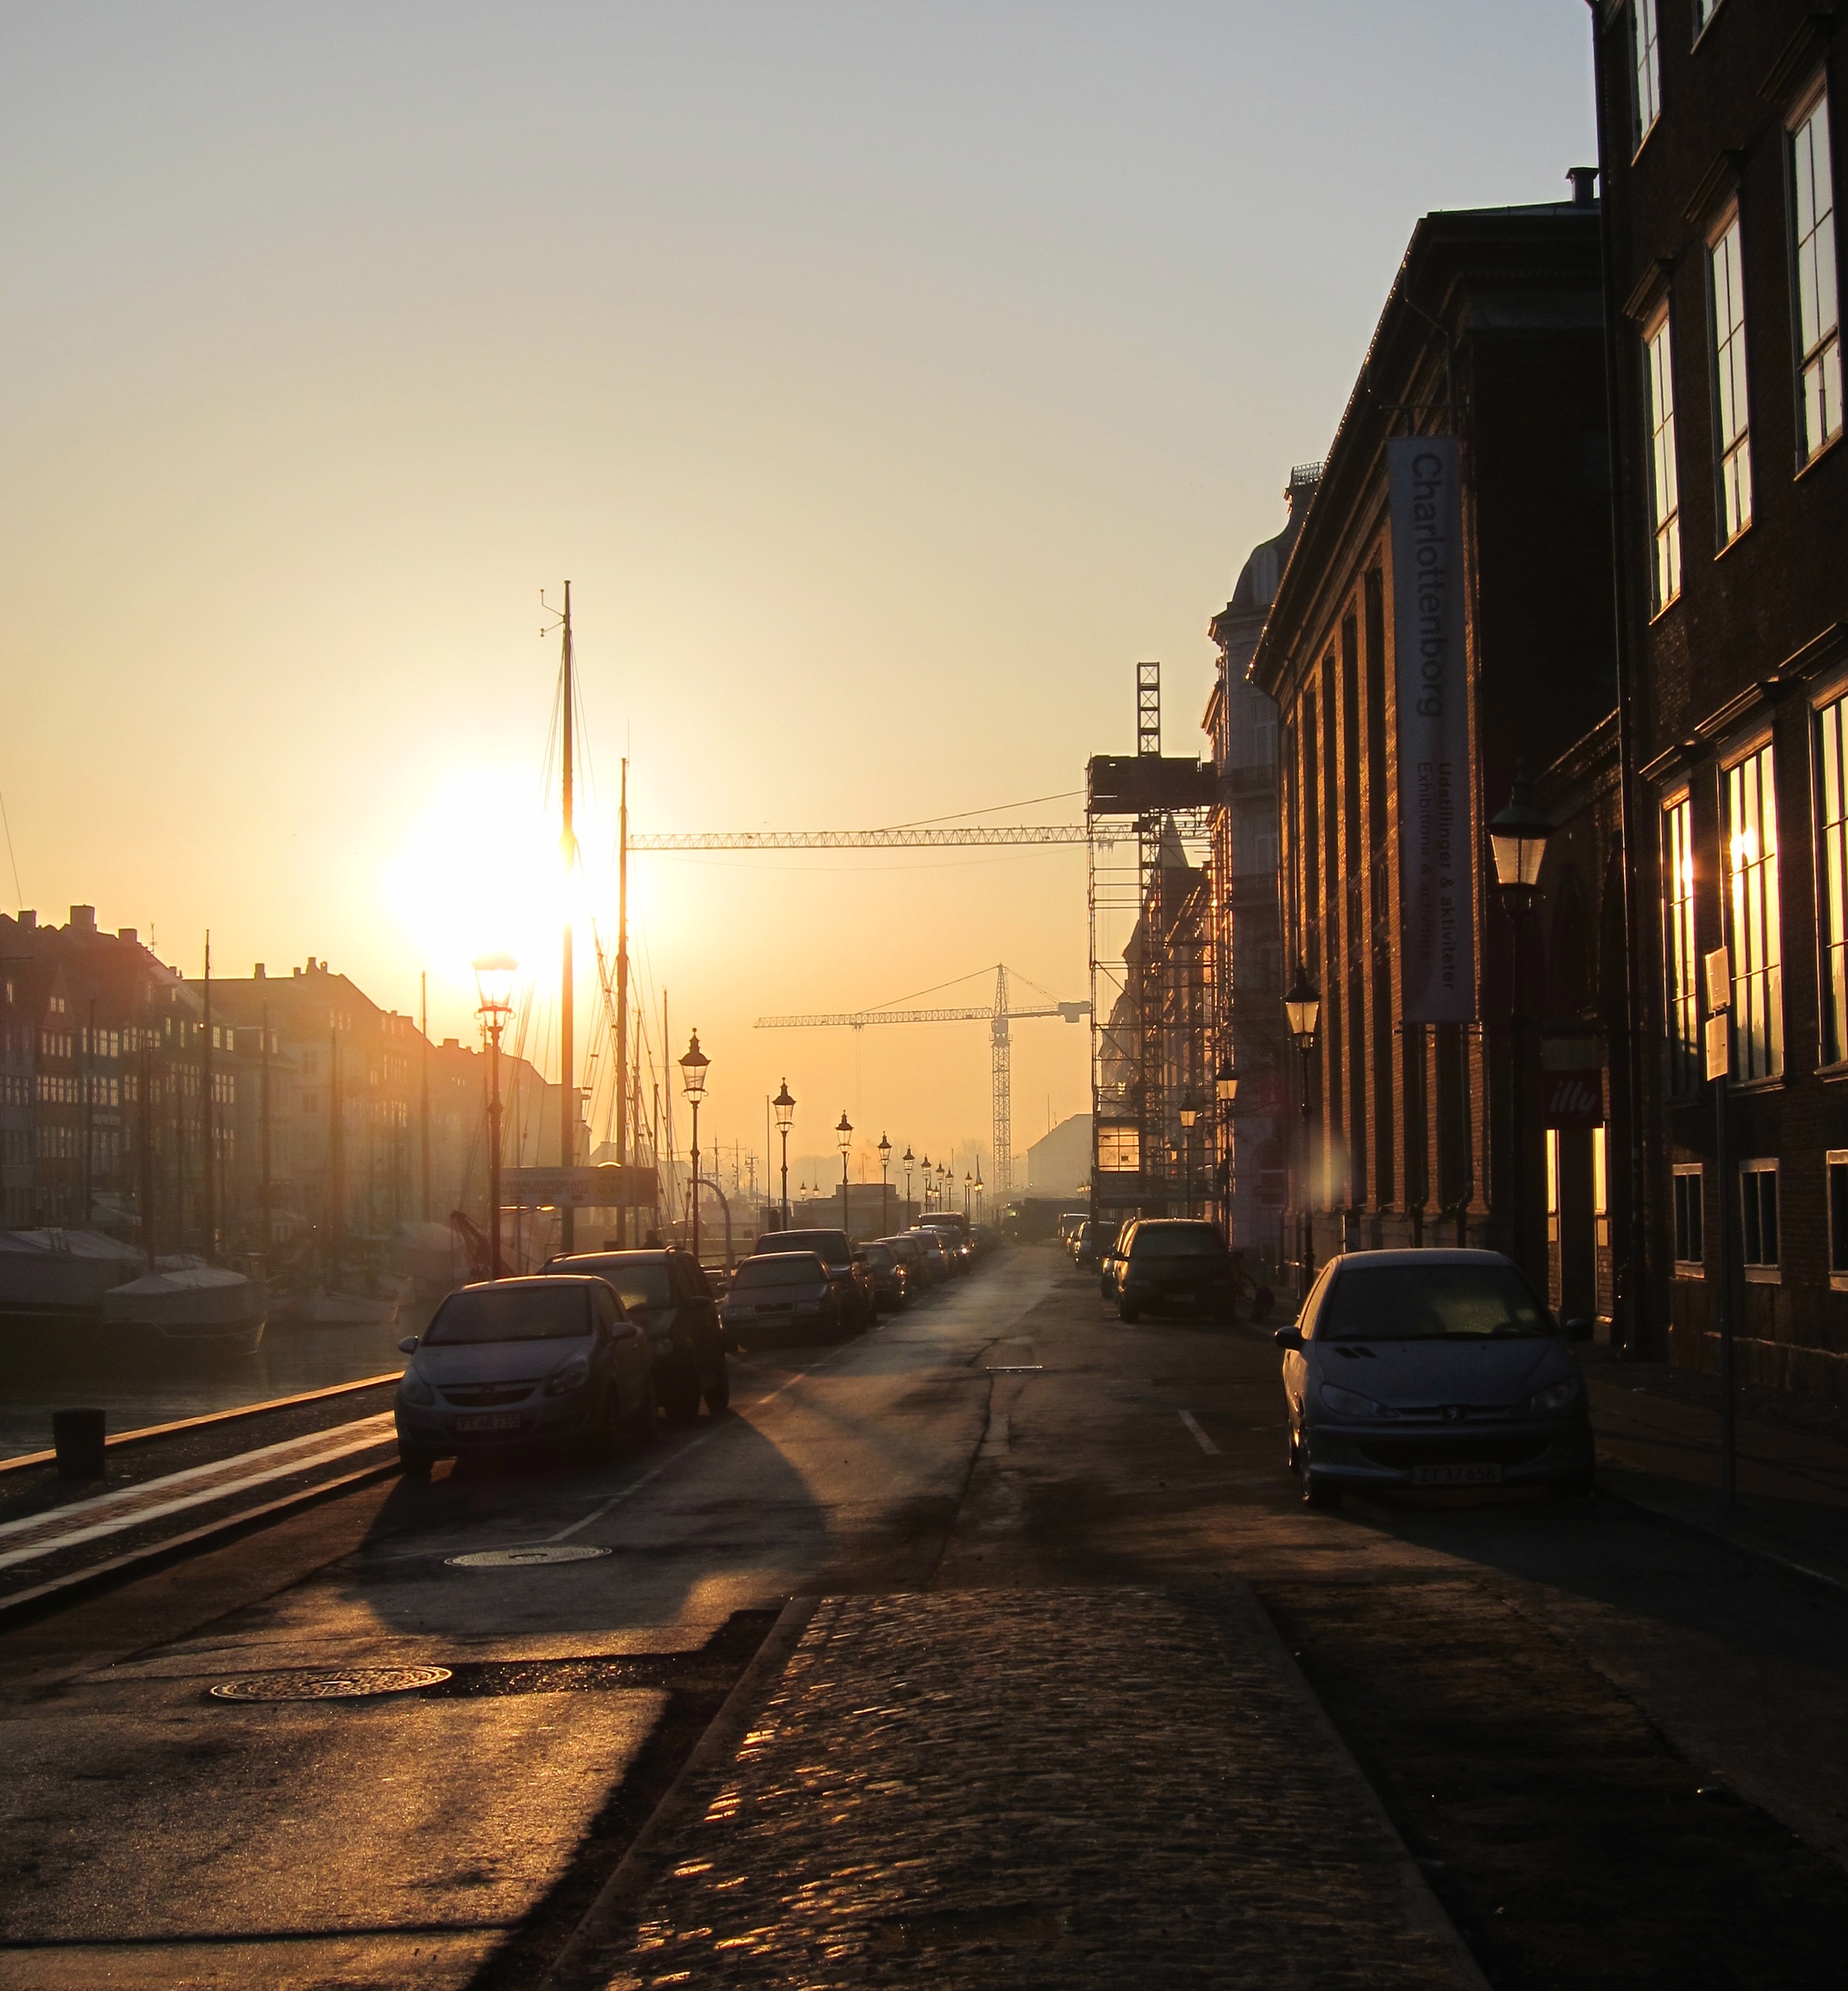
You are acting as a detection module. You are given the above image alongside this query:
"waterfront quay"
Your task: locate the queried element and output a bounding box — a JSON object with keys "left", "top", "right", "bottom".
{"left": 2, "top": 1245, "right": 1845, "bottom": 1989}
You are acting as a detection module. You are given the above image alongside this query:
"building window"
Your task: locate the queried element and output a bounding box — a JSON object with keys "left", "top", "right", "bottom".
{"left": 1790, "top": 85, "right": 1842, "bottom": 464}
{"left": 1632, "top": 0, "right": 1662, "bottom": 146}
{"left": 1740, "top": 1158, "right": 1779, "bottom": 1272}
{"left": 1664, "top": 796, "right": 1699, "bottom": 1091}
{"left": 1673, "top": 1164, "right": 1705, "bottom": 1272}
{"left": 1593, "top": 1125, "right": 1610, "bottom": 1252}
{"left": 1709, "top": 214, "right": 1752, "bottom": 543}
{"left": 1726, "top": 744, "right": 1783, "bottom": 1080}
{"left": 1830, "top": 1153, "right": 1848, "bottom": 1279}
{"left": 1819, "top": 696, "right": 1848, "bottom": 1063}
{"left": 1546, "top": 1130, "right": 1561, "bottom": 1247}
{"left": 1692, "top": 0, "right": 1719, "bottom": 38}
{"left": 1643, "top": 311, "right": 1681, "bottom": 608}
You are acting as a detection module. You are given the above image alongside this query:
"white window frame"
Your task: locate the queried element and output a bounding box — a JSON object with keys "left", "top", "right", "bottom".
{"left": 1593, "top": 1125, "right": 1610, "bottom": 1252}
{"left": 1692, "top": 0, "right": 1722, "bottom": 41}
{"left": 1708, "top": 209, "right": 1753, "bottom": 545}
{"left": 1643, "top": 308, "right": 1682, "bottom": 611}
{"left": 1632, "top": 0, "right": 1662, "bottom": 150}
{"left": 1725, "top": 741, "right": 1783, "bottom": 1082}
{"left": 1790, "top": 81, "right": 1842, "bottom": 465}
{"left": 1546, "top": 1129, "right": 1561, "bottom": 1248}
{"left": 1817, "top": 692, "right": 1848, "bottom": 1065}
{"left": 1663, "top": 793, "right": 1699, "bottom": 1091}
{"left": 1672, "top": 1162, "right": 1704, "bottom": 1275}
{"left": 1740, "top": 1156, "right": 1780, "bottom": 1278}
{"left": 1829, "top": 1151, "right": 1848, "bottom": 1286}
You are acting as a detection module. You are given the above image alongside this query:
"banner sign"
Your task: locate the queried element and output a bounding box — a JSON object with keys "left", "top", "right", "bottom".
{"left": 1389, "top": 436, "right": 1476, "bottom": 1022}
{"left": 504, "top": 1164, "right": 659, "bottom": 1209}
{"left": 1540, "top": 1036, "right": 1605, "bottom": 1127}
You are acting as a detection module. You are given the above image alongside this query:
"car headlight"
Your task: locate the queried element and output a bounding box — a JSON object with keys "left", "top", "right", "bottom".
{"left": 1526, "top": 1374, "right": 1582, "bottom": 1413}
{"left": 545, "top": 1355, "right": 591, "bottom": 1397}
{"left": 1319, "top": 1380, "right": 1388, "bottom": 1418}
{"left": 400, "top": 1368, "right": 435, "bottom": 1407}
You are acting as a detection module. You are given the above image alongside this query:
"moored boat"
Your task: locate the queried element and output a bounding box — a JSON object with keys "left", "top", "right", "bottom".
{"left": 101, "top": 1265, "right": 268, "bottom": 1356}
{"left": 271, "top": 1286, "right": 400, "bottom": 1329}
{"left": 0, "top": 1230, "right": 147, "bottom": 1318}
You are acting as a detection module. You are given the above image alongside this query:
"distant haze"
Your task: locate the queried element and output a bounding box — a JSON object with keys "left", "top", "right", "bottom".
{"left": 0, "top": 1, "right": 1594, "bottom": 1176}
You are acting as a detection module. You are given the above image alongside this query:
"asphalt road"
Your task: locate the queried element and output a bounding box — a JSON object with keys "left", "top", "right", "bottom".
{"left": 2, "top": 1247, "right": 1846, "bottom": 1989}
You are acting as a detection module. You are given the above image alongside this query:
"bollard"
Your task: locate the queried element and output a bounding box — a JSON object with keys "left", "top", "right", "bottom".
{"left": 52, "top": 1408, "right": 107, "bottom": 1479}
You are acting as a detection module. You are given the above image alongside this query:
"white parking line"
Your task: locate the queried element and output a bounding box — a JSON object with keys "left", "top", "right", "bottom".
{"left": 1178, "top": 1410, "right": 1220, "bottom": 1456}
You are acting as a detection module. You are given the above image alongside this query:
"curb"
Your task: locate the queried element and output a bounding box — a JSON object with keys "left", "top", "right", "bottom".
{"left": 540, "top": 1593, "right": 821, "bottom": 1991}
{"left": 1597, "top": 1468, "right": 1848, "bottom": 1604}
{"left": 0, "top": 1455, "right": 401, "bottom": 1627}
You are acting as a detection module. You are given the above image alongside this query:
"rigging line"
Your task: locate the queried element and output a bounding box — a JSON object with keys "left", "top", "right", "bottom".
{"left": 878, "top": 787, "right": 1082, "bottom": 830}
{"left": 0, "top": 780, "right": 21, "bottom": 905}
{"left": 855, "top": 963, "right": 1004, "bottom": 1014}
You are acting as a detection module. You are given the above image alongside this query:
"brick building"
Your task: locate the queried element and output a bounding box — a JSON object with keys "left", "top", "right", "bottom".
{"left": 1594, "top": 1, "right": 1848, "bottom": 1391}
{"left": 1248, "top": 189, "right": 1621, "bottom": 1301}
{"left": 1204, "top": 467, "right": 1318, "bottom": 1264}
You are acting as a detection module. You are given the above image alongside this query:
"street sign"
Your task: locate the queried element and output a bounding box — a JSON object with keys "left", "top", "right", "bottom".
{"left": 503, "top": 1164, "right": 659, "bottom": 1209}
{"left": 1705, "top": 946, "right": 1731, "bottom": 1014}
{"left": 1540, "top": 1036, "right": 1604, "bottom": 1128}
{"left": 1705, "top": 1013, "right": 1730, "bottom": 1082}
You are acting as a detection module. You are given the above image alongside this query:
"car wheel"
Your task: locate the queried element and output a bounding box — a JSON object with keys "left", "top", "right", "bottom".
{"left": 704, "top": 1351, "right": 730, "bottom": 1414}
{"left": 664, "top": 1359, "right": 703, "bottom": 1425}
{"left": 1118, "top": 1300, "right": 1140, "bottom": 1324}
{"left": 1298, "top": 1438, "right": 1342, "bottom": 1508}
{"left": 398, "top": 1442, "right": 437, "bottom": 1477}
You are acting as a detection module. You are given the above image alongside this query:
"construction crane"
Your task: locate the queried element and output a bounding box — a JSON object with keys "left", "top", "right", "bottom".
{"left": 754, "top": 966, "right": 1090, "bottom": 1202}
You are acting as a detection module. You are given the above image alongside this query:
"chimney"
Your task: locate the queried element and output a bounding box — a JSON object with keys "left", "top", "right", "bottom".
{"left": 254, "top": 963, "right": 266, "bottom": 980}
{"left": 18, "top": 910, "right": 35, "bottom": 931}
{"left": 118, "top": 928, "right": 138, "bottom": 944}
{"left": 69, "top": 905, "right": 96, "bottom": 935}
{"left": 1568, "top": 166, "right": 1598, "bottom": 207}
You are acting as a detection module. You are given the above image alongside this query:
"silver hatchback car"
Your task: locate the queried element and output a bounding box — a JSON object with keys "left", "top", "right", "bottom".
{"left": 1275, "top": 1249, "right": 1594, "bottom": 1507}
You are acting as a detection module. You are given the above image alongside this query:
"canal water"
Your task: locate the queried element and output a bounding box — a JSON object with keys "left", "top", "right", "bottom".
{"left": 0, "top": 1308, "right": 433, "bottom": 1460}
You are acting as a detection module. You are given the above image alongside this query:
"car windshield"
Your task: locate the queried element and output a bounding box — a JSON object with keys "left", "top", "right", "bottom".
{"left": 425, "top": 1286, "right": 590, "bottom": 1344}
{"left": 1131, "top": 1225, "right": 1223, "bottom": 1258}
{"left": 733, "top": 1256, "right": 823, "bottom": 1289}
{"left": 1319, "top": 1264, "right": 1549, "bottom": 1340}
{"left": 758, "top": 1232, "right": 849, "bottom": 1266}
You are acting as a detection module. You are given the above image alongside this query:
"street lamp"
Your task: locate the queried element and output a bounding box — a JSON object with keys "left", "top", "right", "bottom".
{"left": 679, "top": 1029, "right": 710, "bottom": 1265}
{"left": 1283, "top": 966, "right": 1321, "bottom": 1299}
{"left": 920, "top": 1153, "right": 931, "bottom": 1211}
{"left": 1214, "top": 1056, "right": 1239, "bottom": 1241}
{"left": 1489, "top": 774, "right": 1553, "bottom": 1272}
{"left": 974, "top": 1173, "right": 984, "bottom": 1223}
{"left": 903, "top": 1144, "right": 915, "bottom": 1218}
{"left": 878, "top": 1132, "right": 891, "bottom": 1235}
{"left": 836, "top": 1110, "right": 854, "bottom": 1238}
{"left": 937, "top": 1161, "right": 949, "bottom": 1211}
{"left": 472, "top": 952, "right": 518, "bottom": 1278}
{"left": 773, "top": 1079, "right": 796, "bottom": 1229}
{"left": 963, "top": 1170, "right": 972, "bottom": 1218}
{"left": 1178, "top": 1093, "right": 1201, "bottom": 1218}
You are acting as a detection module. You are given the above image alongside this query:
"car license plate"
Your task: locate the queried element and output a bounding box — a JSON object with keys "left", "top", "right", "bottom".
{"left": 1411, "top": 1462, "right": 1502, "bottom": 1488}
{"left": 456, "top": 1412, "right": 522, "bottom": 1434}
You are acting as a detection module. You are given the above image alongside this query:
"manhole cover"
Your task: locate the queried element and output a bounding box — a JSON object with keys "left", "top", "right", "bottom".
{"left": 445, "top": 1544, "right": 611, "bottom": 1568}
{"left": 209, "top": 1665, "right": 452, "bottom": 1702}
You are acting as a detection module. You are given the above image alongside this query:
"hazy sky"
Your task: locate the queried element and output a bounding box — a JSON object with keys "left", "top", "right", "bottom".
{"left": 1, "top": 1, "right": 1595, "bottom": 1187}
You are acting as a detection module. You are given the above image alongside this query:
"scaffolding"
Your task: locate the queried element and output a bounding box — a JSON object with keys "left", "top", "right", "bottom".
{"left": 1086, "top": 663, "right": 1215, "bottom": 1220}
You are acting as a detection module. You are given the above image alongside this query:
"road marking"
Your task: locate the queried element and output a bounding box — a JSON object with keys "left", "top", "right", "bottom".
{"left": 1178, "top": 1411, "right": 1220, "bottom": 1456}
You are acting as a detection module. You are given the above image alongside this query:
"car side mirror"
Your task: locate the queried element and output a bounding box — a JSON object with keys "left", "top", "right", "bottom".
{"left": 1273, "top": 1326, "right": 1305, "bottom": 1351}
{"left": 1563, "top": 1315, "right": 1594, "bottom": 1343}
{"left": 397, "top": 1334, "right": 418, "bottom": 1355}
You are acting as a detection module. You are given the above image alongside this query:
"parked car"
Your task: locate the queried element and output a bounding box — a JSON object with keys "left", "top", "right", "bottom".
{"left": 1075, "top": 1218, "right": 1116, "bottom": 1272}
{"left": 393, "top": 1275, "right": 656, "bottom": 1472}
{"left": 1098, "top": 1223, "right": 1132, "bottom": 1300}
{"left": 751, "top": 1228, "right": 875, "bottom": 1326}
{"left": 720, "top": 1250, "right": 843, "bottom": 1344}
{"left": 1057, "top": 1211, "right": 1088, "bottom": 1248}
{"left": 857, "top": 1239, "right": 910, "bottom": 1311}
{"left": 919, "top": 1215, "right": 972, "bottom": 1273}
{"left": 906, "top": 1228, "right": 952, "bottom": 1284}
{"left": 541, "top": 1248, "right": 729, "bottom": 1423}
{"left": 1274, "top": 1249, "right": 1594, "bottom": 1508}
{"left": 882, "top": 1232, "right": 934, "bottom": 1291}
{"left": 1114, "top": 1219, "right": 1235, "bottom": 1323}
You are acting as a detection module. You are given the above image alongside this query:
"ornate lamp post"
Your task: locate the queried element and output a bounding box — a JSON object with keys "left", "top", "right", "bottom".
{"left": 1489, "top": 775, "right": 1553, "bottom": 1273}
{"left": 836, "top": 1110, "right": 854, "bottom": 1237}
{"left": 937, "top": 1161, "right": 950, "bottom": 1211}
{"left": 963, "top": 1170, "right": 972, "bottom": 1218}
{"left": 920, "top": 1153, "right": 931, "bottom": 1211}
{"left": 472, "top": 953, "right": 517, "bottom": 1278}
{"left": 1283, "top": 967, "right": 1322, "bottom": 1298}
{"left": 1215, "top": 1057, "right": 1239, "bottom": 1241}
{"left": 679, "top": 1029, "right": 710, "bottom": 1264}
{"left": 903, "top": 1145, "right": 915, "bottom": 1218}
{"left": 773, "top": 1079, "right": 796, "bottom": 1229}
{"left": 1178, "top": 1093, "right": 1202, "bottom": 1218}
{"left": 878, "top": 1132, "right": 891, "bottom": 1235}
{"left": 974, "top": 1172, "right": 984, "bottom": 1223}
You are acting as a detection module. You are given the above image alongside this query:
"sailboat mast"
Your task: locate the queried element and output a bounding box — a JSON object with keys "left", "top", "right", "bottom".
{"left": 559, "top": 580, "right": 577, "bottom": 1254}
{"left": 615, "top": 754, "right": 629, "bottom": 1245}
{"left": 201, "top": 933, "right": 214, "bottom": 1257}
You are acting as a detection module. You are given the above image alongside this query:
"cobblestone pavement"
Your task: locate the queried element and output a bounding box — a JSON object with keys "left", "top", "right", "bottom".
{"left": 594, "top": 1586, "right": 1480, "bottom": 1990}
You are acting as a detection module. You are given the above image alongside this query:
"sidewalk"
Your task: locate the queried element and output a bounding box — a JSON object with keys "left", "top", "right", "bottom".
{"left": 1583, "top": 1343, "right": 1848, "bottom": 1590}
{"left": 551, "top": 1586, "right": 1484, "bottom": 1991}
